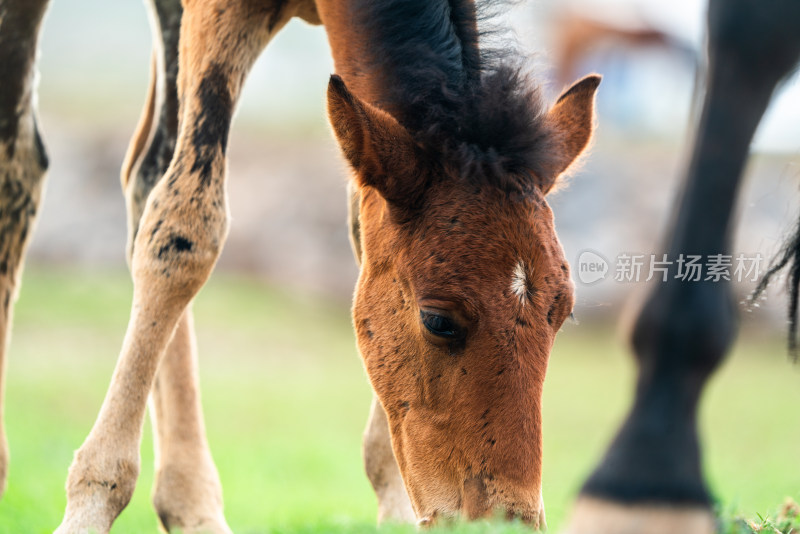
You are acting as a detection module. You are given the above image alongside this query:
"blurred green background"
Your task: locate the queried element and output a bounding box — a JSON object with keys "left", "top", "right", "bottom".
{"left": 3, "top": 0, "right": 800, "bottom": 532}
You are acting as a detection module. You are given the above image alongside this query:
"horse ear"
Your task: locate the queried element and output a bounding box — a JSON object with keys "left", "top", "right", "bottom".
{"left": 327, "top": 75, "right": 422, "bottom": 205}
{"left": 541, "top": 74, "right": 601, "bottom": 193}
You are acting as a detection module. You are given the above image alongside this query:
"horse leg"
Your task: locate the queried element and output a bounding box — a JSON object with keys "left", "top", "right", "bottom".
{"left": 565, "top": 2, "right": 800, "bottom": 532}
{"left": 150, "top": 309, "right": 230, "bottom": 532}
{"left": 118, "top": 1, "right": 230, "bottom": 532}
{"left": 363, "top": 395, "right": 416, "bottom": 523}
{"left": 0, "top": 0, "right": 50, "bottom": 499}
{"left": 55, "top": 1, "right": 298, "bottom": 532}
{"left": 347, "top": 182, "right": 415, "bottom": 523}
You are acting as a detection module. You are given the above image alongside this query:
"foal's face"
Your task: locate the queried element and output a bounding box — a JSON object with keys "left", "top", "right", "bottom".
{"left": 355, "top": 182, "right": 573, "bottom": 522}
{"left": 328, "top": 74, "right": 598, "bottom": 525}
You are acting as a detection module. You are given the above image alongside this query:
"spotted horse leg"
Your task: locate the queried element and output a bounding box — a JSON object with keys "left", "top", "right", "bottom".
{"left": 0, "top": 0, "right": 50, "bottom": 500}
{"left": 565, "top": 1, "right": 800, "bottom": 533}
{"left": 118, "top": 1, "right": 231, "bottom": 532}
{"left": 54, "top": 1, "right": 303, "bottom": 532}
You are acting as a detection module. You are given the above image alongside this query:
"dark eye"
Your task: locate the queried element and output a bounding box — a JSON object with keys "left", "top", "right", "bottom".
{"left": 420, "top": 310, "right": 459, "bottom": 339}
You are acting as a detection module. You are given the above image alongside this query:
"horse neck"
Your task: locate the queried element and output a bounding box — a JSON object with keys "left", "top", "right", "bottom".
{"left": 315, "top": 0, "right": 394, "bottom": 111}
{"left": 315, "top": 0, "right": 480, "bottom": 123}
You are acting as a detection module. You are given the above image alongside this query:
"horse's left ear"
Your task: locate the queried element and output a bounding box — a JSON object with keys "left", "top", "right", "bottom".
{"left": 541, "top": 74, "right": 601, "bottom": 193}
{"left": 327, "top": 75, "right": 422, "bottom": 206}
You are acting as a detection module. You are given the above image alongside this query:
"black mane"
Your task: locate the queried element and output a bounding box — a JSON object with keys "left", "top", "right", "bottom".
{"left": 354, "top": 0, "right": 556, "bottom": 194}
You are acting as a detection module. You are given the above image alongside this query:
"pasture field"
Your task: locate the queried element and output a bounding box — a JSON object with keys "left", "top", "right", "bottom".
{"left": 0, "top": 266, "right": 798, "bottom": 533}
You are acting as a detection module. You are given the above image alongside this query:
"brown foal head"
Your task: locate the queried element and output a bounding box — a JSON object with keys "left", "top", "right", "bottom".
{"left": 328, "top": 72, "right": 599, "bottom": 525}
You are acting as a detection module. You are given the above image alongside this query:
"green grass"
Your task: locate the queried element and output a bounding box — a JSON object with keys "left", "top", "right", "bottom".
{"left": 1, "top": 266, "right": 799, "bottom": 533}
{"left": 719, "top": 498, "right": 800, "bottom": 533}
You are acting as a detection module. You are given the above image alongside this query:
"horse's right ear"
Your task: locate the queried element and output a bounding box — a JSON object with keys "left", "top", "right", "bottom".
{"left": 327, "top": 75, "right": 422, "bottom": 205}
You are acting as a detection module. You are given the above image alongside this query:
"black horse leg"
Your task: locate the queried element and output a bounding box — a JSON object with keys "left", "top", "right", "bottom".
{"left": 566, "top": 1, "right": 800, "bottom": 532}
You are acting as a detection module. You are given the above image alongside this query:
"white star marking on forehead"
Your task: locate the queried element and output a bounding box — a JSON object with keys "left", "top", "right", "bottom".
{"left": 511, "top": 260, "right": 527, "bottom": 304}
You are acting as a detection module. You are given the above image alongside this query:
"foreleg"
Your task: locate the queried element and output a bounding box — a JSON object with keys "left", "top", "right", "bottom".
{"left": 55, "top": 1, "right": 297, "bottom": 531}
{"left": 363, "top": 395, "right": 416, "bottom": 523}
{"left": 0, "top": 0, "right": 50, "bottom": 499}
{"left": 116, "top": 1, "right": 232, "bottom": 531}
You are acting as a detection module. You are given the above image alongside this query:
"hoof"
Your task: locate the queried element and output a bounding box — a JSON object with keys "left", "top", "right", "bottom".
{"left": 55, "top": 451, "right": 138, "bottom": 534}
{"left": 563, "top": 496, "right": 715, "bottom": 534}
{"left": 153, "top": 461, "right": 231, "bottom": 534}
{"left": 54, "top": 484, "right": 130, "bottom": 534}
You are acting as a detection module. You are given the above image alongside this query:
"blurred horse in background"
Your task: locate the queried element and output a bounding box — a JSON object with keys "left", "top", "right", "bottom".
{"left": 552, "top": 8, "right": 694, "bottom": 90}
{"left": 566, "top": 1, "right": 800, "bottom": 533}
